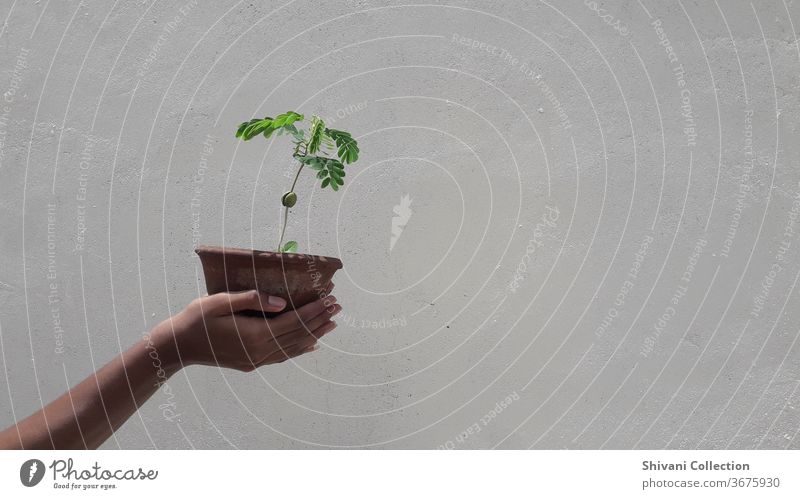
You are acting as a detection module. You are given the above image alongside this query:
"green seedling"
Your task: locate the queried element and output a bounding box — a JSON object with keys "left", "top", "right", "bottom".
{"left": 236, "top": 111, "right": 360, "bottom": 253}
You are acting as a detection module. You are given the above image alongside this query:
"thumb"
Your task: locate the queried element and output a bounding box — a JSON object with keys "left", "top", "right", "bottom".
{"left": 204, "top": 290, "right": 286, "bottom": 316}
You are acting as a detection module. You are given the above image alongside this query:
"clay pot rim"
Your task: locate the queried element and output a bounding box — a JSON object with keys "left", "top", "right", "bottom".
{"left": 195, "top": 244, "right": 343, "bottom": 269}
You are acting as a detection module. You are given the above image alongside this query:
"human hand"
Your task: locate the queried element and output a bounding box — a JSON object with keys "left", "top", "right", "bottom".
{"left": 154, "top": 288, "right": 340, "bottom": 372}
{"left": 0, "top": 287, "right": 340, "bottom": 450}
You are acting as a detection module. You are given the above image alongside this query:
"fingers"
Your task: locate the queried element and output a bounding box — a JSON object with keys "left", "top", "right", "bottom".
{"left": 259, "top": 339, "right": 315, "bottom": 366}
{"left": 269, "top": 315, "right": 338, "bottom": 355}
{"left": 201, "top": 290, "right": 287, "bottom": 316}
{"left": 258, "top": 320, "right": 337, "bottom": 366}
{"left": 267, "top": 295, "right": 337, "bottom": 333}
{"left": 237, "top": 301, "right": 339, "bottom": 363}
{"left": 288, "top": 303, "right": 341, "bottom": 337}
{"left": 226, "top": 295, "right": 338, "bottom": 355}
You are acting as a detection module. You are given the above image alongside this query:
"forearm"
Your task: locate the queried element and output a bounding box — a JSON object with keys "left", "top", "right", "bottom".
{"left": 0, "top": 290, "right": 335, "bottom": 449}
{"left": 0, "top": 321, "right": 182, "bottom": 450}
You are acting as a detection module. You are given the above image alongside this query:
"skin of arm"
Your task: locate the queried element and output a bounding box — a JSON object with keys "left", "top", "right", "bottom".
{"left": 0, "top": 289, "right": 340, "bottom": 450}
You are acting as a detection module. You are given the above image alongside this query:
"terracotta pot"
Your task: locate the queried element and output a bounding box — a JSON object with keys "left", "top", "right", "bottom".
{"left": 195, "top": 245, "right": 342, "bottom": 313}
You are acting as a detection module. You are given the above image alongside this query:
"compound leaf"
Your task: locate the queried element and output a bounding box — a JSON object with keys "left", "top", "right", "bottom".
{"left": 245, "top": 117, "right": 274, "bottom": 140}
{"left": 236, "top": 111, "right": 304, "bottom": 142}
{"left": 326, "top": 128, "right": 359, "bottom": 164}
{"left": 307, "top": 116, "right": 326, "bottom": 154}
{"left": 284, "top": 124, "right": 304, "bottom": 141}
{"left": 272, "top": 111, "right": 304, "bottom": 128}
{"left": 236, "top": 118, "right": 259, "bottom": 138}
{"left": 328, "top": 159, "right": 345, "bottom": 173}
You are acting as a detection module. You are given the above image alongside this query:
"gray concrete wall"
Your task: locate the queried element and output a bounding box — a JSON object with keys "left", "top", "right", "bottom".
{"left": 0, "top": 0, "right": 798, "bottom": 449}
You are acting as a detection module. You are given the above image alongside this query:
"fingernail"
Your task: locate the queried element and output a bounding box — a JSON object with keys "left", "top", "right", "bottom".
{"left": 268, "top": 296, "right": 287, "bottom": 308}
{"left": 323, "top": 295, "right": 337, "bottom": 307}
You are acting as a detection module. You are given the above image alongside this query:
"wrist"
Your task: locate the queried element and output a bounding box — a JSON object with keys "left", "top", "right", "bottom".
{"left": 145, "top": 319, "right": 187, "bottom": 377}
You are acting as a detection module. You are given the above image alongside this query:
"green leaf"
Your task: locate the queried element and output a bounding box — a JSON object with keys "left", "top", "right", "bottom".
{"left": 321, "top": 178, "right": 330, "bottom": 188}
{"left": 326, "top": 128, "right": 359, "bottom": 164}
{"left": 245, "top": 117, "right": 274, "bottom": 140}
{"left": 281, "top": 240, "right": 298, "bottom": 253}
{"left": 236, "top": 118, "right": 266, "bottom": 140}
{"left": 236, "top": 119, "right": 258, "bottom": 138}
{"left": 316, "top": 170, "right": 327, "bottom": 179}
{"left": 325, "top": 128, "right": 350, "bottom": 139}
{"left": 295, "top": 155, "right": 326, "bottom": 170}
{"left": 328, "top": 160, "right": 345, "bottom": 173}
{"left": 307, "top": 116, "right": 326, "bottom": 154}
{"left": 236, "top": 111, "right": 304, "bottom": 141}
{"left": 272, "top": 111, "right": 304, "bottom": 128}
{"left": 330, "top": 181, "right": 339, "bottom": 191}
{"left": 284, "top": 124, "right": 304, "bottom": 141}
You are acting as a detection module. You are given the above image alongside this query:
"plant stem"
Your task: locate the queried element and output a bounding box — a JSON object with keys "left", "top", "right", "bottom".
{"left": 277, "top": 206, "right": 289, "bottom": 252}
{"left": 277, "top": 153, "right": 306, "bottom": 252}
{"left": 289, "top": 162, "right": 304, "bottom": 193}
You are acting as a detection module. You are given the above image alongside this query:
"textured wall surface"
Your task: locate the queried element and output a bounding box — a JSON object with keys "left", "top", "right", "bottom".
{"left": 0, "top": 0, "right": 798, "bottom": 449}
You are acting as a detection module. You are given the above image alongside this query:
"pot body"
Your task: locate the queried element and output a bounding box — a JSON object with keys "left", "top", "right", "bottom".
{"left": 195, "top": 245, "right": 342, "bottom": 310}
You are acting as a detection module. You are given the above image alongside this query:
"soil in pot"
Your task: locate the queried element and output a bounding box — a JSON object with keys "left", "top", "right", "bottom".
{"left": 195, "top": 245, "right": 342, "bottom": 315}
